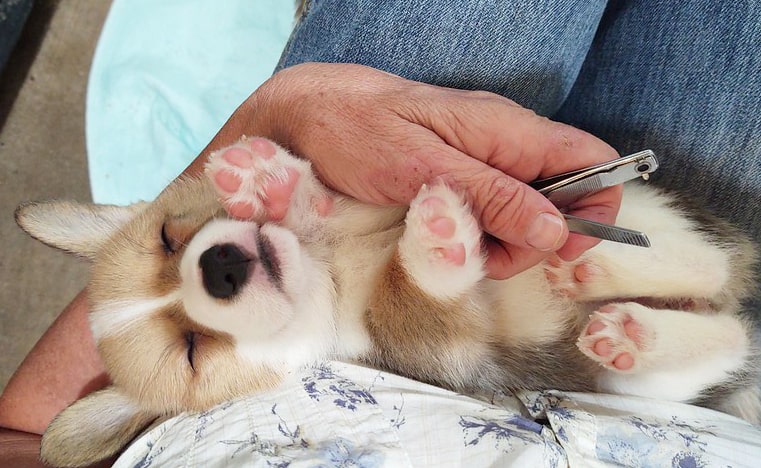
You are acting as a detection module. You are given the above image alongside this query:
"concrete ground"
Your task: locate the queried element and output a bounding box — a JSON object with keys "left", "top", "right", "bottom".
{"left": 0, "top": 1, "right": 112, "bottom": 391}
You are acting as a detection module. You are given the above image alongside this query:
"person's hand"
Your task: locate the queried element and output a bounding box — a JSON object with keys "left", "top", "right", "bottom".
{"left": 198, "top": 62, "right": 621, "bottom": 279}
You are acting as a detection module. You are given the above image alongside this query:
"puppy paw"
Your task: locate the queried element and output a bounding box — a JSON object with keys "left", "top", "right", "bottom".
{"left": 408, "top": 183, "right": 481, "bottom": 266}
{"left": 544, "top": 255, "right": 610, "bottom": 301}
{"left": 398, "top": 182, "right": 484, "bottom": 299}
{"left": 577, "top": 303, "right": 650, "bottom": 373}
{"left": 205, "top": 137, "right": 331, "bottom": 223}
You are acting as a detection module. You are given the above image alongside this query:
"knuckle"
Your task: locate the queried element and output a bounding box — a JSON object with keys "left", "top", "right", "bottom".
{"left": 466, "top": 89, "right": 502, "bottom": 101}
{"left": 549, "top": 122, "right": 618, "bottom": 163}
{"left": 373, "top": 150, "right": 436, "bottom": 204}
{"left": 551, "top": 123, "right": 587, "bottom": 152}
{"left": 477, "top": 176, "right": 528, "bottom": 237}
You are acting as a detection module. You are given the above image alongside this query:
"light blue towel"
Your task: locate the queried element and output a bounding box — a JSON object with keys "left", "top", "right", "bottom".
{"left": 86, "top": 0, "right": 294, "bottom": 205}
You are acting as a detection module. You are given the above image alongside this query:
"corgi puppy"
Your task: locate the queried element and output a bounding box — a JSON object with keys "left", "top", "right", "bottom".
{"left": 17, "top": 137, "right": 760, "bottom": 467}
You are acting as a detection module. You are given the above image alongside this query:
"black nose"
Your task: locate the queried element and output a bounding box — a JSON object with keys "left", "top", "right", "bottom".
{"left": 199, "top": 244, "right": 251, "bottom": 299}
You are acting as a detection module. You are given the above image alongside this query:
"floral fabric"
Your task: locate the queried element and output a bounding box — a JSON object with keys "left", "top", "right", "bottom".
{"left": 115, "top": 362, "right": 761, "bottom": 467}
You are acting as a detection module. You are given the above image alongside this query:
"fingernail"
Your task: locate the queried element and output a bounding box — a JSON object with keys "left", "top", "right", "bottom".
{"left": 526, "top": 212, "right": 565, "bottom": 251}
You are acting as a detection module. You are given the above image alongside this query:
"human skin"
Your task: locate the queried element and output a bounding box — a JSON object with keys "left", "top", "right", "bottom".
{"left": 0, "top": 63, "right": 620, "bottom": 445}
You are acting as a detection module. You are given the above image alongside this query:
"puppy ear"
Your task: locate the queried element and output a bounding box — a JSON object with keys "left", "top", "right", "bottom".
{"left": 40, "top": 387, "right": 157, "bottom": 467}
{"left": 15, "top": 200, "right": 145, "bottom": 259}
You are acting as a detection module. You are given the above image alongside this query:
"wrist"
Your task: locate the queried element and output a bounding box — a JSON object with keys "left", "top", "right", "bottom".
{"left": 187, "top": 70, "right": 300, "bottom": 176}
{"left": 247, "top": 77, "right": 290, "bottom": 148}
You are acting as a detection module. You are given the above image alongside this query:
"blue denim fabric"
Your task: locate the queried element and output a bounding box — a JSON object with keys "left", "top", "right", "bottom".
{"left": 278, "top": 0, "right": 761, "bottom": 237}
{"left": 557, "top": 1, "right": 761, "bottom": 237}
{"left": 278, "top": 0, "right": 608, "bottom": 116}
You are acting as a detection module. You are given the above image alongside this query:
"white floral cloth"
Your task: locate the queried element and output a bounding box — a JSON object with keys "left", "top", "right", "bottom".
{"left": 115, "top": 361, "right": 761, "bottom": 467}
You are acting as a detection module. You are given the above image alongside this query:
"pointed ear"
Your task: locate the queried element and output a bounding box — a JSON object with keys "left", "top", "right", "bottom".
{"left": 15, "top": 200, "right": 146, "bottom": 259}
{"left": 40, "top": 387, "right": 157, "bottom": 467}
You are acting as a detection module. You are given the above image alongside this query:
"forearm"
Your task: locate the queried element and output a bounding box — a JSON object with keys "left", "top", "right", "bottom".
{"left": 0, "top": 291, "right": 109, "bottom": 435}
{"left": 0, "top": 428, "right": 47, "bottom": 468}
{"left": 0, "top": 428, "right": 115, "bottom": 467}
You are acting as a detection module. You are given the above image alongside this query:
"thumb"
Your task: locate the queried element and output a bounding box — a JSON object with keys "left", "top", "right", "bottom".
{"left": 459, "top": 168, "right": 568, "bottom": 277}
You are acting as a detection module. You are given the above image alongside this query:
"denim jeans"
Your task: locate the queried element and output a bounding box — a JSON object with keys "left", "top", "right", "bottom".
{"left": 277, "top": 0, "right": 761, "bottom": 243}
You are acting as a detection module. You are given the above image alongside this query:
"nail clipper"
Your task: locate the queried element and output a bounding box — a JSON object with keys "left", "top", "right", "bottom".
{"left": 529, "top": 149, "right": 659, "bottom": 247}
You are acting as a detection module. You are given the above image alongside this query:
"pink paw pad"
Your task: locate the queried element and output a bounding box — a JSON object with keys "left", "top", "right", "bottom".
{"left": 314, "top": 195, "right": 334, "bottom": 217}
{"left": 211, "top": 145, "right": 265, "bottom": 195}
{"left": 544, "top": 256, "right": 602, "bottom": 299}
{"left": 578, "top": 305, "right": 645, "bottom": 372}
{"left": 573, "top": 262, "right": 597, "bottom": 284}
{"left": 213, "top": 170, "right": 242, "bottom": 194}
{"left": 420, "top": 196, "right": 465, "bottom": 265}
{"left": 244, "top": 137, "right": 277, "bottom": 159}
{"left": 420, "top": 197, "right": 454, "bottom": 234}
{"left": 206, "top": 138, "right": 299, "bottom": 221}
{"left": 261, "top": 168, "right": 300, "bottom": 221}
{"left": 225, "top": 201, "right": 257, "bottom": 220}
{"left": 222, "top": 147, "right": 256, "bottom": 168}
{"left": 217, "top": 137, "right": 276, "bottom": 174}
{"left": 433, "top": 244, "right": 466, "bottom": 266}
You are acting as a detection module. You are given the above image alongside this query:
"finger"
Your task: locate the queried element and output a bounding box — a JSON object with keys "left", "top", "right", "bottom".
{"left": 392, "top": 133, "right": 570, "bottom": 276}
{"left": 455, "top": 164, "right": 569, "bottom": 253}
{"left": 404, "top": 87, "right": 623, "bottom": 260}
{"left": 556, "top": 233, "right": 600, "bottom": 262}
{"left": 484, "top": 237, "right": 556, "bottom": 279}
{"left": 496, "top": 118, "right": 619, "bottom": 179}
{"left": 411, "top": 88, "right": 621, "bottom": 180}
{"left": 556, "top": 185, "right": 623, "bottom": 260}
{"left": 421, "top": 93, "right": 624, "bottom": 263}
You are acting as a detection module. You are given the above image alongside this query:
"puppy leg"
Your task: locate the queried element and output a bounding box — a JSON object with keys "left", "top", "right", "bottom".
{"left": 544, "top": 243, "right": 733, "bottom": 304}
{"left": 365, "top": 182, "right": 497, "bottom": 390}
{"left": 205, "top": 137, "right": 333, "bottom": 231}
{"left": 397, "top": 182, "right": 485, "bottom": 300}
{"left": 544, "top": 185, "right": 755, "bottom": 304}
{"left": 578, "top": 302, "right": 753, "bottom": 404}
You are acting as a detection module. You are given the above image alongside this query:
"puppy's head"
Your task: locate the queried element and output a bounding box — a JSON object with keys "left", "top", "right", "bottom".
{"left": 17, "top": 176, "right": 336, "bottom": 414}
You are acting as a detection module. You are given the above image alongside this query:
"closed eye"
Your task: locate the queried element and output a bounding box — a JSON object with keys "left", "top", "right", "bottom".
{"left": 161, "top": 223, "right": 178, "bottom": 255}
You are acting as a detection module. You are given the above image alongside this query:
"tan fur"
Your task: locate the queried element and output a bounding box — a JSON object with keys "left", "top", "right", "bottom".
{"left": 40, "top": 388, "right": 156, "bottom": 467}
{"left": 89, "top": 178, "right": 222, "bottom": 302}
{"left": 99, "top": 304, "right": 282, "bottom": 414}
{"left": 366, "top": 252, "right": 497, "bottom": 389}
{"left": 18, "top": 177, "right": 290, "bottom": 466}
{"left": 488, "top": 268, "right": 579, "bottom": 343}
